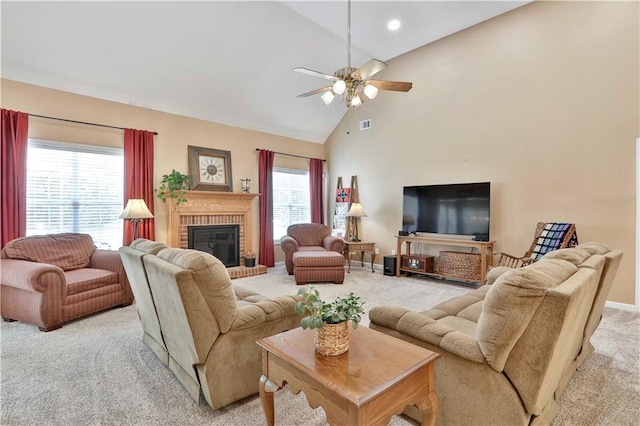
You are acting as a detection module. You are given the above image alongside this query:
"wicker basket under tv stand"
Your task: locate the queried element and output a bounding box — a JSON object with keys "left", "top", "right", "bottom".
{"left": 395, "top": 235, "right": 495, "bottom": 285}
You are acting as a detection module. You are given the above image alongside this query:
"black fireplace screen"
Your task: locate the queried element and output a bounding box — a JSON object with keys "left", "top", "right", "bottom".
{"left": 188, "top": 225, "right": 239, "bottom": 267}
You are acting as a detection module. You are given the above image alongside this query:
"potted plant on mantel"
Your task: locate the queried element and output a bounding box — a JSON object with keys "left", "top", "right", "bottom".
{"left": 155, "top": 169, "right": 190, "bottom": 205}
{"left": 294, "top": 286, "right": 365, "bottom": 356}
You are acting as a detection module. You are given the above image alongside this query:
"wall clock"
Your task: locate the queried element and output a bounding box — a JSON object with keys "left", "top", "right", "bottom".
{"left": 188, "top": 145, "right": 233, "bottom": 192}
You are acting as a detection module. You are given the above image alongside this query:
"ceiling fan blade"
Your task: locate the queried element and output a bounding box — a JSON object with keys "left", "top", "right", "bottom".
{"left": 294, "top": 67, "right": 338, "bottom": 81}
{"left": 351, "top": 59, "right": 387, "bottom": 80}
{"left": 368, "top": 80, "right": 413, "bottom": 92}
{"left": 297, "top": 87, "right": 332, "bottom": 98}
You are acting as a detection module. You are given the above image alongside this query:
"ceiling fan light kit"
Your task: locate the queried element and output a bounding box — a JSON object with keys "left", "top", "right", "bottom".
{"left": 295, "top": 0, "right": 412, "bottom": 110}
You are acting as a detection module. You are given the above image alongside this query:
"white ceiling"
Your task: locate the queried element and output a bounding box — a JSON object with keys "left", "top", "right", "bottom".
{"left": 1, "top": 1, "right": 530, "bottom": 143}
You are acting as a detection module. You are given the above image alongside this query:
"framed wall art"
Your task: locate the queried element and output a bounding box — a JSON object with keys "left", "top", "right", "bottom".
{"left": 188, "top": 145, "right": 233, "bottom": 192}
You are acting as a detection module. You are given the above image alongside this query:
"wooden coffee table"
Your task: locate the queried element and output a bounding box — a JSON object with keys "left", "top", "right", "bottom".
{"left": 256, "top": 326, "right": 440, "bottom": 426}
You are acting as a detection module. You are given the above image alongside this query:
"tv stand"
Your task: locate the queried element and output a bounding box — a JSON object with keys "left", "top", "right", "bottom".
{"left": 395, "top": 235, "right": 495, "bottom": 285}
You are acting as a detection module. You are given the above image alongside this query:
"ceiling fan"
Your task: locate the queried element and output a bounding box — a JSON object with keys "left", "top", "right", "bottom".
{"left": 294, "top": 0, "right": 413, "bottom": 109}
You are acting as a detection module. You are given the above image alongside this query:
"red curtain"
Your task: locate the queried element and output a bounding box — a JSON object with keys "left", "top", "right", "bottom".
{"left": 258, "top": 149, "right": 275, "bottom": 267}
{"left": 310, "top": 158, "right": 324, "bottom": 224}
{"left": 1, "top": 109, "right": 29, "bottom": 247}
{"left": 123, "top": 129, "right": 155, "bottom": 245}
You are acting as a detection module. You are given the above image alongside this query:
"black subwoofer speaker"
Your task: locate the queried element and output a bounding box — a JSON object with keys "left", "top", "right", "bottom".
{"left": 383, "top": 255, "right": 397, "bottom": 276}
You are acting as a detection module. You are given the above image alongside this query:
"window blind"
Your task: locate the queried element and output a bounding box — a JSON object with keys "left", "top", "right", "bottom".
{"left": 26, "top": 139, "right": 124, "bottom": 249}
{"left": 272, "top": 167, "right": 311, "bottom": 241}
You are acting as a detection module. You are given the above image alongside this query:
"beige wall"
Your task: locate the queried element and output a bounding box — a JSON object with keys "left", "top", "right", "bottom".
{"left": 1, "top": 79, "right": 324, "bottom": 261}
{"left": 324, "top": 1, "right": 639, "bottom": 304}
{"left": 2, "top": 1, "right": 637, "bottom": 304}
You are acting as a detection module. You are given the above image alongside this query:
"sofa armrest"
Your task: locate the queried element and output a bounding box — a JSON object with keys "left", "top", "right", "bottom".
{"left": 322, "top": 235, "right": 345, "bottom": 253}
{"left": 280, "top": 236, "right": 298, "bottom": 254}
{"left": 485, "top": 266, "right": 514, "bottom": 285}
{"left": 0, "top": 258, "right": 66, "bottom": 294}
{"left": 370, "top": 305, "right": 486, "bottom": 363}
{"left": 231, "top": 295, "right": 302, "bottom": 330}
{"left": 89, "top": 250, "right": 133, "bottom": 303}
{"left": 255, "top": 295, "right": 301, "bottom": 320}
{"left": 280, "top": 236, "right": 299, "bottom": 275}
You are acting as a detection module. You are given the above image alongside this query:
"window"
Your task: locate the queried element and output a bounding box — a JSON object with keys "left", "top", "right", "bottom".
{"left": 26, "top": 139, "right": 124, "bottom": 249}
{"left": 272, "top": 167, "right": 310, "bottom": 241}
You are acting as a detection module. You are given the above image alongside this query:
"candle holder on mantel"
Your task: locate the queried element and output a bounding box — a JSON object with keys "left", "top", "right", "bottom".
{"left": 241, "top": 178, "right": 251, "bottom": 193}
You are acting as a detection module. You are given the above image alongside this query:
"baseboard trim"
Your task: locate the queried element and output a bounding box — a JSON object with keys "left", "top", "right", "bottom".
{"left": 605, "top": 300, "right": 638, "bottom": 312}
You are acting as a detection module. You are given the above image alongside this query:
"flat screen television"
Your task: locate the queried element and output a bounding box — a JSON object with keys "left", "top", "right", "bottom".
{"left": 402, "top": 182, "right": 490, "bottom": 238}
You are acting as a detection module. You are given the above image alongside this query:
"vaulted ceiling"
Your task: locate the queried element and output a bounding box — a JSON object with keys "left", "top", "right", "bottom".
{"left": 1, "top": 1, "right": 530, "bottom": 143}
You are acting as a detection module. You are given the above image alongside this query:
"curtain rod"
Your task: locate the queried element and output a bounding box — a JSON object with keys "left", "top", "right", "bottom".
{"left": 29, "top": 113, "right": 158, "bottom": 135}
{"left": 255, "top": 148, "right": 325, "bottom": 162}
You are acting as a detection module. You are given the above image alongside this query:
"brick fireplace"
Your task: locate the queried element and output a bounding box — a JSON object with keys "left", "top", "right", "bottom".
{"left": 166, "top": 190, "right": 266, "bottom": 279}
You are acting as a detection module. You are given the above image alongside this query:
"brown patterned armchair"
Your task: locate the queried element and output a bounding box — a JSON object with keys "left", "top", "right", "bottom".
{"left": 280, "top": 223, "right": 345, "bottom": 275}
{"left": 1, "top": 233, "right": 132, "bottom": 331}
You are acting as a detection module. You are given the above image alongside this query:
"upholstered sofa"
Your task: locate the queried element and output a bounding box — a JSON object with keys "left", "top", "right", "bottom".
{"left": 1, "top": 233, "right": 133, "bottom": 331}
{"left": 120, "top": 240, "right": 303, "bottom": 409}
{"left": 369, "top": 242, "right": 622, "bottom": 425}
{"left": 280, "top": 223, "right": 345, "bottom": 275}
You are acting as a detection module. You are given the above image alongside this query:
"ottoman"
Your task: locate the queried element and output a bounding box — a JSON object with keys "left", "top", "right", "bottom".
{"left": 292, "top": 251, "right": 345, "bottom": 285}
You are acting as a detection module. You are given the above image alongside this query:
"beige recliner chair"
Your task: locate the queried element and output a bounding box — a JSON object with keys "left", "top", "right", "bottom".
{"left": 139, "top": 246, "right": 303, "bottom": 409}
{"left": 119, "top": 239, "right": 169, "bottom": 364}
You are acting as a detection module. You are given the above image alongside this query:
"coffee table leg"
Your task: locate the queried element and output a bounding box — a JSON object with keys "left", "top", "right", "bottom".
{"left": 417, "top": 390, "right": 439, "bottom": 426}
{"left": 259, "top": 375, "right": 276, "bottom": 426}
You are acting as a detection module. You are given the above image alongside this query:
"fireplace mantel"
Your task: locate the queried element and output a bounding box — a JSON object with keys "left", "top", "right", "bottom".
{"left": 166, "top": 190, "right": 259, "bottom": 250}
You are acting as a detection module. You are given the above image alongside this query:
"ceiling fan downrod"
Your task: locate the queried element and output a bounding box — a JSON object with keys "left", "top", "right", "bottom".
{"left": 347, "top": 0, "right": 351, "bottom": 70}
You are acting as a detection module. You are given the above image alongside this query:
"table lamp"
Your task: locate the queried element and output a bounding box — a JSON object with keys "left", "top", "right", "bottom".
{"left": 119, "top": 199, "right": 154, "bottom": 240}
{"left": 346, "top": 202, "right": 367, "bottom": 242}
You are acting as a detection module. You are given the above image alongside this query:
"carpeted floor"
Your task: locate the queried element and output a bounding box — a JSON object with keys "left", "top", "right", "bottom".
{"left": 1, "top": 264, "right": 639, "bottom": 425}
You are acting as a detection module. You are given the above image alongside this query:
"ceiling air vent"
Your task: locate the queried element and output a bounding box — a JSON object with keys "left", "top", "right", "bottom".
{"left": 359, "top": 119, "right": 372, "bottom": 131}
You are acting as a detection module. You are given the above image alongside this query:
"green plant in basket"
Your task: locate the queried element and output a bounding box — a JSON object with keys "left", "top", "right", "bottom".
{"left": 294, "top": 286, "right": 365, "bottom": 330}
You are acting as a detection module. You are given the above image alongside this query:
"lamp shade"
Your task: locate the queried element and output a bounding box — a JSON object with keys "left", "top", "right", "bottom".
{"left": 346, "top": 202, "right": 367, "bottom": 217}
{"left": 349, "top": 94, "right": 362, "bottom": 108}
{"left": 119, "top": 199, "right": 154, "bottom": 219}
{"left": 363, "top": 84, "right": 378, "bottom": 99}
{"left": 321, "top": 90, "right": 335, "bottom": 105}
{"left": 333, "top": 79, "right": 346, "bottom": 95}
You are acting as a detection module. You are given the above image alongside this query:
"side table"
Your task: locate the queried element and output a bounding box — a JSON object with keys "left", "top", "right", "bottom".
{"left": 257, "top": 326, "right": 440, "bottom": 426}
{"left": 343, "top": 241, "right": 376, "bottom": 273}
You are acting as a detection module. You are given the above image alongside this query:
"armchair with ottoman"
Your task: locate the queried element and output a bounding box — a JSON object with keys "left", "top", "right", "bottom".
{"left": 280, "top": 223, "right": 345, "bottom": 285}
{"left": 369, "top": 242, "right": 622, "bottom": 425}
{"left": 1, "top": 233, "right": 133, "bottom": 331}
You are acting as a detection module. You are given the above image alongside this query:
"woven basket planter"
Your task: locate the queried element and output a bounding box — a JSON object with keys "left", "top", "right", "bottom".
{"left": 314, "top": 321, "right": 349, "bottom": 356}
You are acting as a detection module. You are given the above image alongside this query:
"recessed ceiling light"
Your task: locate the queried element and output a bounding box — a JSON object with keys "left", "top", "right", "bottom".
{"left": 387, "top": 19, "right": 401, "bottom": 31}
